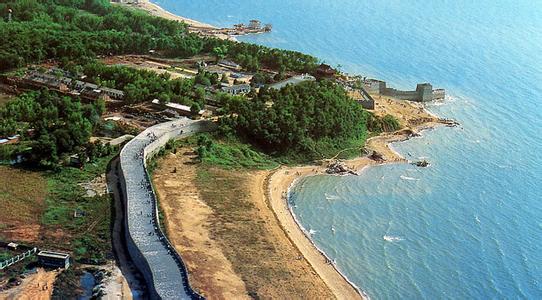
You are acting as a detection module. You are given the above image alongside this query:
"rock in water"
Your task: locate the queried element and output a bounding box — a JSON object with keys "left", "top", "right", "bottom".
{"left": 326, "top": 161, "right": 358, "bottom": 175}
{"left": 412, "top": 160, "right": 430, "bottom": 167}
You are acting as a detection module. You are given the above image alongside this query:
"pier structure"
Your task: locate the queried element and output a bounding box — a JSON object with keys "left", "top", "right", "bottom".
{"left": 190, "top": 19, "right": 272, "bottom": 37}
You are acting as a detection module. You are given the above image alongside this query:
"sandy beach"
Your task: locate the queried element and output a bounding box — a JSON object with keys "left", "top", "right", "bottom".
{"left": 120, "top": 0, "right": 235, "bottom": 40}
{"left": 127, "top": 0, "right": 215, "bottom": 28}
{"left": 149, "top": 93, "right": 450, "bottom": 299}
{"left": 126, "top": 1, "right": 453, "bottom": 297}
{"left": 265, "top": 96, "right": 451, "bottom": 299}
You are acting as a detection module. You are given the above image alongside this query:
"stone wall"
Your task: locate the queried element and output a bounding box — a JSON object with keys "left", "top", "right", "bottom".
{"left": 363, "top": 79, "right": 445, "bottom": 102}
{"left": 119, "top": 119, "right": 214, "bottom": 299}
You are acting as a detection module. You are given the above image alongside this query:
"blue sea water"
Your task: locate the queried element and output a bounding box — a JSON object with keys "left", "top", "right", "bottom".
{"left": 154, "top": 0, "right": 542, "bottom": 298}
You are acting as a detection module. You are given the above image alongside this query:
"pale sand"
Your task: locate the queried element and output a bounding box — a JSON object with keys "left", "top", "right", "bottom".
{"left": 153, "top": 151, "right": 334, "bottom": 298}
{"left": 0, "top": 268, "right": 57, "bottom": 300}
{"left": 125, "top": 0, "right": 215, "bottom": 29}
{"left": 266, "top": 96, "right": 451, "bottom": 300}
{"left": 121, "top": 1, "right": 234, "bottom": 41}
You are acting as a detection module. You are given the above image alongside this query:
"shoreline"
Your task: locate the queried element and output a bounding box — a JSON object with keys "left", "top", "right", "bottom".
{"left": 121, "top": 0, "right": 236, "bottom": 40}
{"left": 286, "top": 174, "right": 370, "bottom": 299}
{"left": 111, "top": 1, "right": 454, "bottom": 297}
{"left": 266, "top": 102, "right": 451, "bottom": 300}
{"left": 129, "top": 0, "right": 216, "bottom": 29}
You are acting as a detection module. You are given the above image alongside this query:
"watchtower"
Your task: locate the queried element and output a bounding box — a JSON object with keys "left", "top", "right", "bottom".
{"left": 416, "top": 83, "right": 433, "bottom": 102}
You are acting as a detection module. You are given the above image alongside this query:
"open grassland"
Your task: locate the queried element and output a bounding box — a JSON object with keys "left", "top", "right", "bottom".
{"left": 0, "top": 153, "right": 115, "bottom": 262}
{"left": 0, "top": 166, "right": 47, "bottom": 242}
{"left": 42, "top": 154, "right": 115, "bottom": 262}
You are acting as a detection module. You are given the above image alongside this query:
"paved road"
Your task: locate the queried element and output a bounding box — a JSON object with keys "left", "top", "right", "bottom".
{"left": 119, "top": 118, "right": 214, "bottom": 299}
{"left": 107, "top": 157, "right": 147, "bottom": 298}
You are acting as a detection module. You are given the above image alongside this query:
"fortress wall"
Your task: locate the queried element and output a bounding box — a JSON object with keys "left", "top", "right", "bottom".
{"left": 383, "top": 88, "right": 422, "bottom": 101}
{"left": 119, "top": 119, "right": 214, "bottom": 299}
{"left": 118, "top": 163, "right": 160, "bottom": 299}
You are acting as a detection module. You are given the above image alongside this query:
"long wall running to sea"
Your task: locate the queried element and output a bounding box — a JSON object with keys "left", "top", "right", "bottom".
{"left": 118, "top": 118, "right": 214, "bottom": 299}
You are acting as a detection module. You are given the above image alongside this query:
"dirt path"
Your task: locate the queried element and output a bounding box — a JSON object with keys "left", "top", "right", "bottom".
{"left": 0, "top": 269, "right": 57, "bottom": 300}
{"left": 152, "top": 151, "right": 249, "bottom": 299}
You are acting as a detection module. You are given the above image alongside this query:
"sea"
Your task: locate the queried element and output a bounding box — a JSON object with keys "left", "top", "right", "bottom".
{"left": 153, "top": 0, "right": 542, "bottom": 298}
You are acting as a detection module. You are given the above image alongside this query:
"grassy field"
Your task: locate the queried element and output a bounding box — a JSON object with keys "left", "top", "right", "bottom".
{"left": 0, "top": 153, "right": 116, "bottom": 263}
{"left": 0, "top": 166, "right": 47, "bottom": 242}
{"left": 173, "top": 134, "right": 280, "bottom": 170}
{"left": 42, "top": 154, "right": 115, "bottom": 262}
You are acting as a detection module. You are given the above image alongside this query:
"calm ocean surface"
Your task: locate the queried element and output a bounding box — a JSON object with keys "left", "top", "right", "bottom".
{"left": 154, "top": 0, "right": 542, "bottom": 298}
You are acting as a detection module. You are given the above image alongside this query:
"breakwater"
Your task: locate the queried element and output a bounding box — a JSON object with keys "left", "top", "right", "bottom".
{"left": 119, "top": 118, "right": 214, "bottom": 299}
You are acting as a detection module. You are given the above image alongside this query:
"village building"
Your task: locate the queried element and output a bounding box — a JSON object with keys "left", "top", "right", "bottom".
{"left": 0, "top": 134, "right": 21, "bottom": 145}
{"left": 37, "top": 251, "right": 70, "bottom": 269}
{"left": 21, "top": 70, "right": 126, "bottom": 101}
{"left": 218, "top": 60, "right": 242, "bottom": 71}
{"left": 269, "top": 73, "right": 316, "bottom": 90}
{"left": 248, "top": 19, "right": 261, "bottom": 30}
{"left": 151, "top": 99, "right": 205, "bottom": 116}
{"left": 316, "top": 64, "right": 337, "bottom": 78}
{"left": 101, "top": 87, "right": 125, "bottom": 100}
{"left": 23, "top": 71, "right": 72, "bottom": 92}
{"left": 221, "top": 83, "right": 251, "bottom": 95}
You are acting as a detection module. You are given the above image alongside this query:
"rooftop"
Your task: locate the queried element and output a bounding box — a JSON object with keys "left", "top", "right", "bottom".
{"left": 37, "top": 251, "right": 70, "bottom": 260}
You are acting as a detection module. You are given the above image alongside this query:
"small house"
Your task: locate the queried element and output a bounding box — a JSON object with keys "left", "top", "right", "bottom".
{"left": 248, "top": 20, "right": 262, "bottom": 30}
{"left": 151, "top": 99, "right": 204, "bottom": 116}
{"left": 269, "top": 74, "right": 316, "bottom": 90}
{"left": 37, "top": 251, "right": 70, "bottom": 269}
{"left": 7, "top": 242, "right": 18, "bottom": 251}
{"left": 221, "top": 84, "right": 251, "bottom": 95}
{"left": 101, "top": 87, "right": 125, "bottom": 100}
{"left": 316, "top": 64, "right": 336, "bottom": 78}
{"left": 218, "top": 60, "right": 242, "bottom": 71}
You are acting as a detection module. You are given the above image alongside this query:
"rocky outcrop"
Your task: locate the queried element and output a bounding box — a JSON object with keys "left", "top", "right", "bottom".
{"left": 412, "top": 160, "right": 430, "bottom": 167}
{"left": 369, "top": 151, "right": 384, "bottom": 161}
{"left": 326, "top": 161, "right": 358, "bottom": 176}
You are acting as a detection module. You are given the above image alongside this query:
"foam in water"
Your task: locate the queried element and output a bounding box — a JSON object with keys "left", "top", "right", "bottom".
{"left": 383, "top": 235, "right": 404, "bottom": 242}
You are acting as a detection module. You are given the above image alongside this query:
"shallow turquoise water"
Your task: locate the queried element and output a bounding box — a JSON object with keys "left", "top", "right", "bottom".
{"left": 154, "top": 1, "right": 542, "bottom": 298}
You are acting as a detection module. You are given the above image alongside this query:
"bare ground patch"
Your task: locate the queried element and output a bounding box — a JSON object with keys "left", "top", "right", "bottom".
{"left": 195, "top": 167, "right": 333, "bottom": 299}
{"left": 152, "top": 150, "right": 249, "bottom": 299}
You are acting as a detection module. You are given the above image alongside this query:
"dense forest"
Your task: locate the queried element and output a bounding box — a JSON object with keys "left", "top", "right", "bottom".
{"left": 219, "top": 81, "right": 369, "bottom": 159}
{"left": 0, "top": 89, "right": 108, "bottom": 166}
{"left": 76, "top": 61, "right": 207, "bottom": 106}
{"left": 0, "top": 0, "right": 318, "bottom": 73}
{"left": 0, "top": 0, "right": 385, "bottom": 164}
